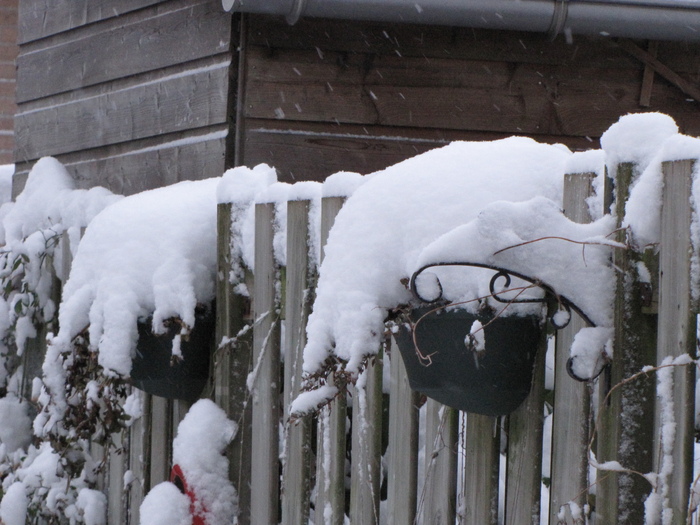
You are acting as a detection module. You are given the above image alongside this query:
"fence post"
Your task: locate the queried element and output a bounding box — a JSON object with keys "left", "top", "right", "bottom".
{"left": 462, "top": 413, "right": 500, "bottom": 524}
{"left": 315, "top": 196, "right": 347, "bottom": 525}
{"left": 281, "top": 199, "right": 316, "bottom": 525}
{"left": 349, "top": 348, "right": 383, "bottom": 525}
{"left": 505, "top": 330, "right": 547, "bottom": 525}
{"left": 549, "top": 172, "right": 595, "bottom": 524}
{"left": 387, "top": 342, "right": 420, "bottom": 525}
{"left": 419, "top": 400, "right": 457, "bottom": 524}
{"left": 215, "top": 201, "right": 254, "bottom": 524}
{"left": 250, "top": 202, "right": 282, "bottom": 525}
{"left": 652, "top": 159, "right": 696, "bottom": 522}
{"left": 596, "top": 162, "right": 657, "bottom": 523}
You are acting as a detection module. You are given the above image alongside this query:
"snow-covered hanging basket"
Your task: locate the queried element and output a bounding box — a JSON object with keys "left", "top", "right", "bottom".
{"left": 393, "top": 262, "right": 598, "bottom": 416}
{"left": 130, "top": 303, "right": 215, "bottom": 402}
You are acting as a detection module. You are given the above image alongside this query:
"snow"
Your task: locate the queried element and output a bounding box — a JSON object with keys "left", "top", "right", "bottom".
{"left": 76, "top": 489, "right": 107, "bottom": 525}
{"left": 0, "top": 482, "right": 26, "bottom": 525}
{"left": 171, "top": 399, "right": 237, "bottom": 525}
{"left": 568, "top": 326, "right": 613, "bottom": 380}
{"left": 0, "top": 164, "right": 13, "bottom": 205}
{"left": 0, "top": 395, "right": 32, "bottom": 452}
{"left": 139, "top": 482, "right": 191, "bottom": 525}
{"left": 3, "top": 113, "right": 700, "bottom": 523}
{"left": 51, "top": 177, "right": 220, "bottom": 377}
{"left": 302, "top": 137, "right": 604, "bottom": 378}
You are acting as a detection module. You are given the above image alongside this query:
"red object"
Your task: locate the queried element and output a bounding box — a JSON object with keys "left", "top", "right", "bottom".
{"left": 170, "top": 464, "right": 206, "bottom": 525}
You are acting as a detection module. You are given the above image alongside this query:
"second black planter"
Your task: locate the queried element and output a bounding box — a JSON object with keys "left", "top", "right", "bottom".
{"left": 130, "top": 304, "right": 215, "bottom": 402}
{"left": 394, "top": 307, "right": 542, "bottom": 416}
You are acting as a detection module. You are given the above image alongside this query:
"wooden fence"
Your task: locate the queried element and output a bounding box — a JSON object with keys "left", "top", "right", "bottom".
{"left": 27, "top": 158, "right": 699, "bottom": 524}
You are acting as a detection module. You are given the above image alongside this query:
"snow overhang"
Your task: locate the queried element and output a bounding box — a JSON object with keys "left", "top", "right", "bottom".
{"left": 221, "top": 0, "right": 700, "bottom": 42}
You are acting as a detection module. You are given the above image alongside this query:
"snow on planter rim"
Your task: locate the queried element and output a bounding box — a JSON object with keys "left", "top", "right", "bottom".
{"left": 302, "top": 137, "right": 573, "bottom": 377}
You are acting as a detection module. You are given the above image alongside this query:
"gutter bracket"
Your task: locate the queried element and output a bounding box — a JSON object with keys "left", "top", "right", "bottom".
{"left": 547, "top": 0, "right": 569, "bottom": 41}
{"left": 286, "top": 0, "right": 307, "bottom": 25}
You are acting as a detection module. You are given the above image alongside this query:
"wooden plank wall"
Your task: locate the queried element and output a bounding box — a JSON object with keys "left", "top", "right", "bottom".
{"left": 13, "top": 0, "right": 234, "bottom": 196}
{"left": 0, "top": 0, "right": 17, "bottom": 165}
{"left": 239, "top": 16, "right": 700, "bottom": 182}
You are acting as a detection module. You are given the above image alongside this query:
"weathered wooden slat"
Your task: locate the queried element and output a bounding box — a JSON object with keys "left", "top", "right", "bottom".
{"left": 652, "top": 159, "right": 696, "bottom": 523}
{"left": 349, "top": 351, "right": 383, "bottom": 525}
{"left": 13, "top": 128, "right": 228, "bottom": 197}
{"left": 18, "top": 0, "right": 161, "bottom": 44}
{"left": 462, "top": 414, "right": 500, "bottom": 524}
{"left": 250, "top": 202, "right": 281, "bottom": 525}
{"left": 148, "top": 395, "right": 171, "bottom": 487}
{"left": 215, "top": 201, "right": 254, "bottom": 525}
{"left": 596, "top": 162, "right": 657, "bottom": 524}
{"left": 241, "top": 120, "right": 600, "bottom": 183}
{"left": 281, "top": 199, "right": 315, "bottom": 525}
{"left": 418, "top": 400, "right": 458, "bottom": 525}
{"left": 127, "top": 391, "right": 146, "bottom": 525}
{"left": 247, "top": 17, "right": 644, "bottom": 70}
{"left": 15, "top": 61, "right": 229, "bottom": 158}
{"left": 549, "top": 172, "right": 595, "bottom": 525}
{"left": 107, "top": 432, "right": 126, "bottom": 525}
{"left": 245, "top": 77, "right": 697, "bottom": 139}
{"left": 386, "top": 343, "right": 419, "bottom": 525}
{"left": 16, "top": 1, "right": 230, "bottom": 103}
{"left": 314, "top": 196, "right": 347, "bottom": 525}
{"left": 505, "top": 331, "right": 547, "bottom": 525}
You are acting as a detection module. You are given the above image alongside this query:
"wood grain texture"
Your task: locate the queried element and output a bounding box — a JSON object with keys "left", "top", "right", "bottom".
{"left": 281, "top": 200, "right": 315, "bottom": 525}
{"left": 250, "top": 203, "right": 281, "bottom": 525}
{"left": 15, "top": 61, "right": 229, "bottom": 158}
{"left": 314, "top": 196, "right": 347, "bottom": 525}
{"left": 243, "top": 42, "right": 699, "bottom": 139}
{"left": 16, "top": 0, "right": 230, "bottom": 102}
{"left": 549, "top": 173, "right": 595, "bottom": 524}
{"left": 418, "top": 401, "right": 457, "bottom": 525}
{"left": 654, "top": 159, "right": 696, "bottom": 523}
{"left": 18, "top": 0, "right": 162, "bottom": 43}
{"left": 386, "top": 344, "right": 419, "bottom": 525}
{"left": 462, "top": 414, "right": 500, "bottom": 525}
{"left": 505, "top": 332, "right": 546, "bottom": 525}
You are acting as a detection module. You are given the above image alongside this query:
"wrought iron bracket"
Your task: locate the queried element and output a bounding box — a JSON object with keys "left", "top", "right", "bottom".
{"left": 409, "top": 261, "right": 607, "bottom": 382}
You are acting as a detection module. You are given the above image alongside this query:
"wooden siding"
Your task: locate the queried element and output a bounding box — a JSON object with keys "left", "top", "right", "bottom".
{"left": 0, "top": 0, "right": 17, "bottom": 165}
{"left": 13, "top": 0, "right": 233, "bottom": 196}
{"left": 239, "top": 16, "right": 700, "bottom": 182}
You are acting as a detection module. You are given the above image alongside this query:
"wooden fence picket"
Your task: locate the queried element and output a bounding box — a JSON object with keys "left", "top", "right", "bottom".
{"left": 596, "top": 162, "right": 658, "bottom": 523}
{"left": 654, "top": 159, "right": 697, "bottom": 523}
{"left": 387, "top": 342, "right": 419, "bottom": 525}
{"left": 281, "top": 199, "right": 316, "bottom": 525}
{"left": 215, "top": 201, "right": 254, "bottom": 525}
{"left": 462, "top": 413, "right": 500, "bottom": 524}
{"left": 419, "top": 400, "right": 457, "bottom": 524}
{"left": 314, "top": 196, "right": 348, "bottom": 525}
{"left": 549, "top": 172, "right": 596, "bottom": 525}
{"left": 505, "top": 333, "right": 546, "bottom": 525}
{"left": 348, "top": 350, "right": 383, "bottom": 525}
{"left": 250, "top": 202, "right": 282, "bottom": 525}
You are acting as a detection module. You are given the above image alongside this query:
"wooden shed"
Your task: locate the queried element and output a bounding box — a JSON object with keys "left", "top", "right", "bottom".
{"left": 11, "top": 0, "right": 700, "bottom": 194}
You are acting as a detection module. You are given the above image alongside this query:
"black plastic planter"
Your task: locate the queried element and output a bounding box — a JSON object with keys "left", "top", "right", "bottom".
{"left": 130, "top": 304, "right": 215, "bottom": 402}
{"left": 394, "top": 307, "right": 543, "bottom": 416}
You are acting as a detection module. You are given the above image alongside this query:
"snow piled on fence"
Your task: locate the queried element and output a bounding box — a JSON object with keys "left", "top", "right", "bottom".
{"left": 302, "top": 137, "right": 575, "bottom": 375}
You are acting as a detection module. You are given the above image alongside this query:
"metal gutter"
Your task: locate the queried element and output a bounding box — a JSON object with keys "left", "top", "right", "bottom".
{"left": 222, "top": 0, "right": 700, "bottom": 42}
